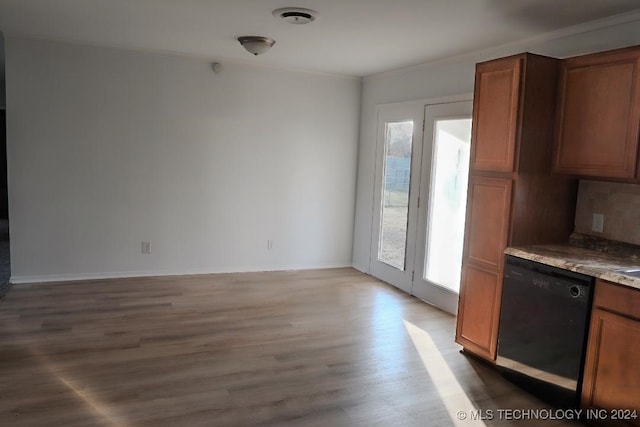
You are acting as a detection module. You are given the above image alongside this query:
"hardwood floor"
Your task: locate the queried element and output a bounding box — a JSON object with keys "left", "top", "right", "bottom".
{"left": 0, "top": 268, "right": 584, "bottom": 426}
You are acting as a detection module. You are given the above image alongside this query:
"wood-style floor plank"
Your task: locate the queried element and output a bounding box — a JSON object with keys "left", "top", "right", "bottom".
{"left": 0, "top": 268, "right": 583, "bottom": 426}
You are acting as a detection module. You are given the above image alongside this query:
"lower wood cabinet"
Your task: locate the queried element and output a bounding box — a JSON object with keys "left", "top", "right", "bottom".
{"left": 456, "top": 176, "right": 512, "bottom": 360}
{"left": 582, "top": 280, "right": 640, "bottom": 426}
{"left": 456, "top": 264, "right": 502, "bottom": 360}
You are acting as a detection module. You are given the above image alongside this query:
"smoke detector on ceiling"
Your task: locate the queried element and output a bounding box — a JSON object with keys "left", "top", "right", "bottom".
{"left": 273, "top": 7, "right": 319, "bottom": 25}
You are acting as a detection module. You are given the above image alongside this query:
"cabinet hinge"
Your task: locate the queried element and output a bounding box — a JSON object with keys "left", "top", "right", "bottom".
{"left": 422, "top": 119, "right": 425, "bottom": 132}
{"left": 417, "top": 196, "right": 420, "bottom": 208}
{"left": 412, "top": 271, "right": 415, "bottom": 281}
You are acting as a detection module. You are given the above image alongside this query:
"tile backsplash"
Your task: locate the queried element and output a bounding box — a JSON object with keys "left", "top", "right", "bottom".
{"left": 574, "top": 180, "right": 640, "bottom": 246}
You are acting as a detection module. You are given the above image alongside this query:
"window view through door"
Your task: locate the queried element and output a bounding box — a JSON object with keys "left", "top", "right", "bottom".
{"left": 424, "top": 118, "right": 472, "bottom": 292}
{"left": 378, "top": 121, "right": 414, "bottom": 270}
{"left": 370, "top": 100, "right": 471, "bottom": 313}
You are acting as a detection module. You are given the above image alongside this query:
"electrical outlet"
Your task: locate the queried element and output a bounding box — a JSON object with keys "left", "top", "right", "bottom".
{"left": 592, "top": 213, "right": 604, "bottom": 233}
{"left": 141, "top": 241, "right": 151, "bottom": 254}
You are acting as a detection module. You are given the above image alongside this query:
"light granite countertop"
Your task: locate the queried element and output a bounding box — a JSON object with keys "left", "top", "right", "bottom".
{"left": 505, "top": 245, "right": 640, "bottom": 291}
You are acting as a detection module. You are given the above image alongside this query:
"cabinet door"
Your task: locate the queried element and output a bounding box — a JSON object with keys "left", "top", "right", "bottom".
{"left": 463, "top": 177, "right": 512, "bottom": 271}
{"left": 456, "top": 264, "right": 502, "bottom": 360}
{"left": 554, "top": 48, "right": 640, "bottom": 179}
{"left": 582, "top": 308, "right": 640, "bottom": 425}
{"left": 456, "top": 176, "right": 512, "bottom": 361}
{"left": 471, "top": 56, "right": 522, "bottom": 172}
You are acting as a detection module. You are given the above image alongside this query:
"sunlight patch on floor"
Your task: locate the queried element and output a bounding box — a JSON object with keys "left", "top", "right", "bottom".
{"left": 27, "top": 343, "right": 127, "bottom": 427}
{"left": 404, "top": 320, "right": 486, "bottom": 427}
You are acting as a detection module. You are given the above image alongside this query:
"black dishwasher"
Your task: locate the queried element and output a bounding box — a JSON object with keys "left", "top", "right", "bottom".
{"left": 496, "top": 255, "right": 594, "bottom": 408}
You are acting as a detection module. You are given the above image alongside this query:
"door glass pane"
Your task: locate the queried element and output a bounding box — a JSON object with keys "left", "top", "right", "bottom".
{"left": 378, "top": 121, "right": 413, "bottom": 270}
{"left": 425, "top": 119, "right": 471, "bottom": 291}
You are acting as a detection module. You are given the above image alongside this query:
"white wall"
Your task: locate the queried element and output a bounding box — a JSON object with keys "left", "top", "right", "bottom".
{"left": 6, "top": 38, "right": 361, "bottom": 282}
{"left": 352, "top": 13, "right": 640, "bottom": 272}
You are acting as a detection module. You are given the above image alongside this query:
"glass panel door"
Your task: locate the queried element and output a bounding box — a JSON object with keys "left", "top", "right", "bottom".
{"left": 378, "top": 121, "right": 414, "bottom": 270}
{"left": 424, "top": 118, "right": 471, "bottom": 292}
{"left": 370, "top": 104, "right": 423, "bottom": 294}
{"left": 412, "top": 101, "right": 473, "bottom": 314}
{"left": 368, "top": 99, "right": 472, "bottom": 309}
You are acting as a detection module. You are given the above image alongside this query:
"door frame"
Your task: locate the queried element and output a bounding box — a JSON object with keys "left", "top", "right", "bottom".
{"left": 368, "top": 94, "right": 473, "bottom": 310}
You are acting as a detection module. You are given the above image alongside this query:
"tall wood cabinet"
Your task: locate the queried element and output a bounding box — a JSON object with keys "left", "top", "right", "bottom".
{"left": 553, "top": 46, "right": 640, "bottom": 180}
{"left": 455, "top": 53, "right": 578, "bottom": 361}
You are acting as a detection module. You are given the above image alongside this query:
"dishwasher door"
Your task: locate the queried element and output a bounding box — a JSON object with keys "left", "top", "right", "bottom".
{"left": 496, "top": 255, "right": 594, "bottom": 408}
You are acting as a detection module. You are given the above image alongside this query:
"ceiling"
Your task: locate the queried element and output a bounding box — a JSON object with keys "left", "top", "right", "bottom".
{"left": 1, "top": 0, "right": 640, "bottom": 76}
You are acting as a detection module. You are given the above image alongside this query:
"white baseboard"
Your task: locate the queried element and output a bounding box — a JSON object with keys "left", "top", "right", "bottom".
{"left": 10, "top": 262, "right": 353, "bottom": 285}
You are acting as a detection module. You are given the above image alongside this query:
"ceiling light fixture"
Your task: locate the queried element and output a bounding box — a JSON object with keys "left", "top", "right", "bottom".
{"left": 237, "top": 36, "right": 276, "bottom": 56}
{"left": 210, "top": 62, "right": 222, "bottom": 73}
{"left": 273, "top": 7, "right": 319, "bottom": 25}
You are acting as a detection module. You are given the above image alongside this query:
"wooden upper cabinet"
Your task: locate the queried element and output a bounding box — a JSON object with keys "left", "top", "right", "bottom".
{"left": 554, "top": 47, "right": 640, "bottom": 179}
{"left": 471, "top": 56, "right": 522, "bottom": 172}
